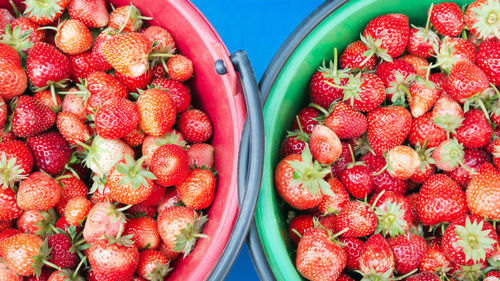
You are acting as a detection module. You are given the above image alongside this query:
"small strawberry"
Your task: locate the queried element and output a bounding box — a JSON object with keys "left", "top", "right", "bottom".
{"left": 430, "top": 2, "right": 464, "bottom": 37}
{"left": 317, "top": 177, "right": 349, "bottom": 215}
{"left": 409, "top": 112, "right": 447, "bottom": 148}
{"left": 434, "top": 37, "right": 476, "bottom": 74}
{"left": 448, "top": 60, "right": 489, "bottom": 103}
{"left": 409, "top": 76, "right": 440, "bottom": 118}
{"left": 367, "top": 106, "right": 412, "bottom": 156}
{"left": 88, "top": 237, "right": 139, "bottom": 281}
{"left": 123, "top": 127, "right": 146, "bottom": 147}
{"left": 339, "top": 73, "right": 385, "bottom": 112}
{"left": 95, "top": 98, "right": 140, "bottom": 140}
{"left": 54, "top": 19, "right": 93, "bottom": 55}
{"left": 102, "top": 32, "right": 151, "bottom": 78}
{"left": 0, "top": 64, "right": 27, "bottom": 101}
{"left": 369, "top": 191, "right": 412, "bottom": 237}
{"left": 417, "top": 174, "right": 467, "bottom": 225}
{"left": 454, "top": 109, "right": 494, "bottom": 149}
{"left": 151, "top": 144, "right": 189, "bottom": 187}
{"left": 27, "top": 132, "right": 73, "bottom": 176}
{"left": 362, "top": 13, "right": 409, "bottom": 61}
{"left": 61, "top": 90, "right": 86, "bottom": 121}
{"left": 466, "top": 163, "right": 500, "bottom": 220}
{"left": 288, "top": 214, "right": 314, "bottom": 245}
{"left": 375, "top": 59, "right": 416, "bottom": 104}
{"left": 136, "top": 250, "right": 171, "bottom": 280}
{"left": 309, "top": 125, "right": 341, "bottom": 165}
{"left": 0, "top": 233, "right": 43, "bottom": 276}
{"left": 137, "top": 88, "right": 176, "bottom": 137}
{"left": 381, "top": 145, "right": 420, "bottom": 180}
{"left": 358, "top": 234, "right": 394, "bottom": 279}
{"left": 81, "top": 136, "right": 134, "bottom": 179}
{"left": 406, "top": 272, "right": 441, "bottom": 281}
{"left": 0, "top": 140, "right": 33, "bottom": 188}
{"left": 167, "top": 55, "right": 193, "bottom": 82}
{"left": 0, "top": 187, "right": 22, "bottom": 221}
{"left": 388, "top": 233, "right": 427, "bottom": 274}
{"left": 33, "top": 90, "right": 61, "bottom": 112}
{"left": 151, "top": 78, "right": 191, "bottom": 113}
{"left": 291, "top": 106, "right": 321, "bottom": 134}
{"left": 68, "top": 0, "right": 109, "bottom": 28}
{"left": 142, "top": 130, "right": 186, "bottom": 166}
{"left": 176, "top": 169, "right": 215, "bottom": 210}
{"left": 17, "top": 172, "right": 61, "bottom": 211}
{"left": 408, "top": 8, "right": 440, "bottom": 58}
{"left": 476, "top": 39, "right": 500, "bottom": 86}
{"left": 124, "top": 217, "right": 161, "bottom": 250}
{"left": 309, "top": 52, "right": 348, "bottom": 108}
{"left": 108, "top": 4, "right": 149, "bottom": 32}
{"left": 178, "top": 109, "right": 213, "bottom": 144}
{"left": 143, "top": 26, "right": 175, "bottom": 52}
{"left": 340, "top": 40, "right": 377, "bottom": 71}
{"left": 465, "top": 0, "right": 500, "bottom": 40}
{"left": 4, "top": 17, "right": 46, "bottom": 52}
{"left": 77, "top": 71, "right": 129, "bottom": 115}
{"left": 188, "top": 143, "right": 214, "bottom": 169}
{"left": 419, "top": 243, "right": 451, "bottom": 273}
{"left": 68, "top": 51, "right": 97, "bottom": 81}
{"left": 324, "top": 101, "right": 367, "bottom": 139}
{"left": 55, "top": 172, "right": 87, "bottom": 215}
{"left": 361, "top": 152, "right": 408, "bottom": 195}
{"left": 57, "top": 111, "right": 91, "bottom": 145}
{"left": 82, "top": 201, "right": 126, "bottom": 244}
{"left": 63, "top": 196, "right": 91, "bottom": 226}
{"left": 432, "top": 94, "right": 464, "bottom": 137}
{"left": 341, "top": 150, "right": 373, "bottom": 199}
{"left": 335, "top": 201, "right": 377, "bottom": 237}
{"left": 24, "top": 0, "right": 69, "bottom": 25}
{"left": 47, "top": 233, "right": 77, "bottom": 269}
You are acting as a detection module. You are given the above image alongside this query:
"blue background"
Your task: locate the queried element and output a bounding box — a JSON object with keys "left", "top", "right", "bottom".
{"left": 190, "top": 1, "right": 324, "bottom": 280}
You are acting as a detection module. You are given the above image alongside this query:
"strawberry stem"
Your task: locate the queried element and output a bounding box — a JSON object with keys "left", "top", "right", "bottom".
{"left": 331, "top": 227, "right": 349, "bottom": 239}
{"left": 370, "top": 190, "right": 386, "bottom": 210}
{"left": 425, "top": 4, "right": 433, "bottom": 32}
{"left": 8, "top": 0, "right": 20, "bottom": 17}
{"left": 72, "top": 256, "right": 87, "bottom": 279}
{"left": 307, "top": 103, "right": 329, "bottom": 116}
{"left": 43, "top": 260, "right": 62, "bottom": 271}
{"left": 149, "top": 53, "right": 175, "bottom": 58}
{"left": 348, "top": 144, "right": 355, "bottom": 164}
{"left": 398, "top": 84, "right": 412, "bottom": 101}
{"left": 491, "top": 83, "right": 500, "bottom": 97}
{"left": 333, "top": 48, "right": 338, "bottom": 76}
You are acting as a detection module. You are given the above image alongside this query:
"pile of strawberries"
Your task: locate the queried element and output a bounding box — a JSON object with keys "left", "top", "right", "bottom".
{"left": 275, "top": 1, "right": 500, "bottom": 280}
{"left": 0, "top": 0, "right": 218, "bottom": 280}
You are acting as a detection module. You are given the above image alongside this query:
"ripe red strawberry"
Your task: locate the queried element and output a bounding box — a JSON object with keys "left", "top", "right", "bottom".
{"left": 6, "top": 17, "right": 46, "bottom": 51}
{"left": 0, "top": 258, "right": 21, "bottom": 281}
{"left": 91, "top": 28, "right": 116, "bottom": 72}
{"left": 68, "top": 0, "right": 109, "bottom": 28}
{"left": 274, "top": 148, "right": 330, "bottom": 210}
{"left": 27, "top": 132, "right": 73, "bottom": 176}
{"left": 401, "top": 54, "right": 430, "bottom": 78}
{"left": 17, "top": 209, "right": 56, "bottom": 235}
{"left": 309, "top": 125, "right": 341, "bottom": 164}
{"left": 429, "top": 72, "right": 449, "bottom": 94}
{"left": 152, "top": 63, "right": 167, "bottom": 79}
{"left": 341, "top": 161, "right": 373, "bottom": 199}
{"left": 178, "top": 109, "right": 213, "bottom": 143}
{"left": 0, "top": 64, "right": 27, "bottom": 101}
{"left": 361, "top": 153, "right": 408, "bottom": 195}
{"left": 362, "top": 13, "right": 409, "bottom": 60}
{"left": 317, "top": 177, "right": 349, "bottom": 215}
{"left": 124, "top": 217, "right": 161, "bottom": 250}
{"left": 369, "top": 191, "right": 412, "bottom": 237}
{"left": 115, "top": 67, "right": 153, "bottom": 92}
{"left": 448, "top": 60, "right": 489, "bottom": 102}
{"left": 123, "top": 127, "right": 146, "bottom": 147}
{"left": 417, "top": 174, "right": 467, "bottom": 225}
{"left": 476, "top": 39, "right": 500, "bottom": 86}
{"left": 102, "top": 32, "right": 151, "bottom": 78}
{"left": 435, "top": 37, "right": 476, "bottom": 74}
{"left": 335, "top": 201, "right": 377, "bottom": 237}
{"left": 33, "top": 90, "right": 61, "bottom": 112}
{"left": 324, "top": 102, "right": 367, "bottom": 139}
{"left": 280, "top": 131, "right": 308, "bottom": 159}
{"left": 81, "top": 71, "right": 129, "bottom": 115}
{"left": 61, "top": 90, "right": 86, "bottom": 121}
{"left": 167, "top": 55, "right": 193, "bottom": 82}
{"left": 188, "top": 143, "right": 214, "bottom": 169}
{"left": 340, "top": 40, "right": 377, "bottom": 70}
{"left": 0, "top": 43, "right": 20, "bottom": 66}
{"left": 466, "top": 163, "right": 500, "bottom": 220}
{"left": 408, "top": 17, "right": 440, "bottom": 58}
{"left": 411, "top": 143, "right": 436, "bottom": 184}
{"left": 367, "top": 106, "right": 412, "bottom": 156}
{"left": 375, "top": 59, "right": 416, "bottom": 103}
{"left": 82, "top": 201, "right": 126, "bottom": 244}
{"left": 142, "top": 130, "right": 185, "bottom": 166}
{"left": 157, "top": 206, "right": 206, "bottom": 257}
{"left": 291, "top": 107, "right": 321, "bottom": 134}
{"left": 409, "top": 77, "right": 440, "bottom": 118}
{"left": 0, "top": 233, "right": 43, "bottom": 276}
{"left": 157, "top": 188, "right": 180, "bottom": 214}
{"left": 47, "top": 233, "right": 77, "bottom": 269}
{"left": 136, "top": 182, "right": 166, "bottom": 208}
{"left": 453, "top": 109, "right": 493, "bottom": 149}
{"left": 446, "top": 149, "right": 489, "bottom": 187}
{"left": 106, "top": 156, "right": 155, "bottom": 205}
{"left": 442, "top": 215, "right": 498, "bottom": 266}
{"left": 88, "top": 238, "right": 139, "bottom": 281}
{"left": 341, "top": 73, "right": 385, "bottom": 112}
{"left": 57, "top": 111, "right": 91, "bottom": 145}
{"left": 109, "top": 5, "right": 148, "bottom": 32}
{"left": 64, "top": 196, "right": 91, "bottom": 226}
{"left": 309, "top": 57, "right": 348, "bottom": 108}
{"left": 339, "top": 237, "right": 364, "bottom": 270}
{"left": 295, "top": 227, "right": 346, "bottom": 281}
{"left": 419, "top": 243, "right": 451, "bottom": 273}
{"left": 95, "top": 98, "right": 140, "bottom": 140}
{"left": 288, "top": 214, "right": 314, "bottom": 245}
{"left": 137, "top": 89, "right": 176, "bottom": 136}
{"left": 331, "top": 142, "right": 352, "bottom": 178}
{"left": 151, "top": 78, "right": 191, "bottom": 113}
{"left": 388, "top": 233, "right": 427, "bottom": 274}
{"left": 176, "top": 169, "right": 215, "bottom": 210}
{"left": 68, "top": 51, "right": 96, "bottom": 81}
{"left": 55, "top": 172, "right": 87, "bottom": 215}
{"left": 430, "top": 2, "right": 464, "bottom": 37}
{"left": 465, "top": 0, "right": 500, "bottom": 40}
{"left": 24, "top": 0, "right": 69, "bottom": 25}
{"left": 0, "top": 140, "right": 33, "bottom": 188}
{"left": 0, "top": 9, "right": 13, "bottom": 36}
{"left": 358, "top": 234, "right": 394, "bottom": 278}
{"left": 406, "top": 272, "right": 441, "bottom": 281}
{"left": 136, "top": 250, "right": 171, "bottom": 280}
{"left": 26, "top": 42, "right": 71, "bottom": 93}
{"left": 143, "top": 26, "right": 175, "bottom": 52}
{"left": 409, "top": 112, "right": 447, "bottom": 148}
{"left": 55, "top": 19, "right": 93, "bottom": 55}
{"left": 0, "top": 187, "right": 22, "bottom": 221}
{"left": 17, "top": 172, "right": 61, "bottom": 211}
{"left": 151, "top": 144, "right": 189, "bottom": 187}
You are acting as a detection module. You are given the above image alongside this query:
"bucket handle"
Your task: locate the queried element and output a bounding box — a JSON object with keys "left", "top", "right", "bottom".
{"left": 208, "top": 50, "right": 264, "bottom": 281}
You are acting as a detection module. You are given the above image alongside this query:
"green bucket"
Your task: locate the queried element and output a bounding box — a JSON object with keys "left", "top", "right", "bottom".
{"left": 249, "top": 0, "right": 472, "bottom": 280}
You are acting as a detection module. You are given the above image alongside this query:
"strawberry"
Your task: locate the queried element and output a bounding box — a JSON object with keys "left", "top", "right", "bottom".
{"left": 341, "top": 159, "right": 373, "bottom": 199}
{"left": 494, "top": 138, "right": 500, "bottom": 169}
{"left": 0, "top": 187, "right": 22, "bottom": 221}
{"left": 400, "top": 54, "right": 429, "bottom": 78}
{"left": 157, "top": 206, "right": 206, "bottom": 257}
{"left": 178, "top": 109, "right": 213, "bottom": 143}
{"left": 102, "top": 32, "right": 151, "bottom": 78}
{"left": 81, "top": 136, "right": 134, "bottom": 178}
{"left": 341, "top": 73, "right": 385, "bottom": 112}
{"left": 476, "top": 39, "right": 500, "bottom": 86}
{"left": 152, "top": 63, "right": 167, "bottom": 79}
{"left": 295, "top": 227, "right": 346, "bottom": 281}
{"left": 0, "top": 9, "right": 13, "bottom": 36}
{"left": 4, "top": 17, "right": 46, "bottom": 52}
{"left": 358, "top": 234, "right": 394, "bottom": 278}
{"left": 309, "top": 125, "right": 341, "bottom": 164}
{"left": 369, "top": 191, "right": 412, "bottom": 237}
{"left": 324, "top": 101, "right": 367, "bottom": 139}
{"left": 56, "top": 111, "right": 91, "bottom": 145}
{"left": 388, "top": 233, "right": 427, "bottom": 274}
{"left": 187, "top": 143, "right": 214, "bottom": 169}
{"left": 340, "top": 40, "right": 377, "bottom": 71}
{"left": 17, "top": 172, "right": 61, "bottom": 211}
{"left": 309, "top": 54, "right": 348, "bottom": 108}
{"left": 88, "top": 238, "right": 139, "bottom": 281}
{"left": 115, "top": 67, "right": 153, "bottom": 92}
{"left": 24, "top": 0, "right": 69, "bottom": 25}
{"left": 63, "top": 196, "right": 91, "bottom": 226}
{"left": 91, "top": 28, "right": 116, "bottom": 72}
{"left": 136, "top": 182, "right": 166, "bottom": 208}
{"left": 442, "top": 215, "right": 497, "bottom": 266}
{"left": 406, "top": 272, "right": 441, "bottom": 281}
{"left": 367, "top": 106, "right": 412, "bottom": 156}
{"left": 47, "top": 233, "right": 77, "bottom": 269}
{"left": 68, "top": 51, "right": 97, "bottom": 81}
{"left": 68, "top": 0, "right": 109, "bottom": 28}
{"left": 176, "top": 169, "right": 215, "bottom": 210}
{"left": 33, "top": 90, "right": 61, "bottom": 112}
{"left": 466, "top": 163, "right": 500, "bottom": 220}
{"left": 465, "top": 0, "right": 500, "bottom": 40}
{"left": 0, "top": 140, "right": 33, "bottom": 188}
{"left": 55, "top": 172, "right": 87, "bottom": 215}
{"left": 383, "top": 145, "right": 420, "bottom": 180}
{"left": 17, "top": 209, "right": 56, "bottom": 235}
{"left": 143, "top": 26, "right": 175, "bottom": 52}
{"left": 142, "top": 130, "right": 186, "bottom": 166}
{"left": 0, "top": 258, "right": 21, "bottom": 281}
{"left": 61, "top": 90, "right": 86, "bottom": 121}
{"left": 167, "top": 55, "right": 193, "bottom": 82}
{"left": 447, "top": 149, "right": 490, "bottom": 188}
{"left": 361, "top": 153, "right": 408, "bottom": 195}
{"left": 429, "top": 72, "right": 449, "bottom": 94}
{"left": 335, "top": 201, "right": 377, "bottom": 237}
{"left": 409, "top": 77, "right": 440, "bottom": 118}
{"left": 0, "top": 43, "right": 20, "bottom": 66}
{"left": 82, "top": 201, "right": 126, "bottom": 244}
{"left": 151, "top": 78, "right": 191, "bottom": 113}
{"left": 95, "top": 98, "right": 140, "bottom": 140}
{"left": 375, "top": 59, "right": 416, "bottom": 103}
{"left": 339, "top": 237, "right": 364, "bottom": 270}
{"left": 151, "top": 144, "right": 189, "bottom": 187}
{"left": 124, "top": 217, "right": 161, "bottom": 250}
{"left": 430, "top": 2, "right": 464, "bottom": 37}
{"left": 137, "top": 89, "right": 176, "bottom": 136}
{"left": 432, "top": 94, "right": 464, "bottom": 136}
{"left": 448, "top": 60, "right": 489, "bottom": 102}
{"left": 317, "top": 177, "right": 349, "bottom": 215}
{"left": 408, "top": 10, "right": 440, "bottom": 58}
{"left": 108, "top": 5, "right": 149, "bottom": 32}
{"left": 0, "top": 233, "right": 43, "bottom": 276}
{"left": 288, "top": 214, "right": 314, "bottom": 245}
{"left": 0, "top": 64, "right": 27, "bottom": 101}
{"left": 123, "top": 127, "right": 146, "bottom": 147}
{"left": 78, "top": 71, "right": 129, "bottom": 115}
{"left": 453, "top": 109, "right": 493, "bottom": 149}
{"left": 331, "top": 142, "right": 354, "bottom": 178}
{"left": 417, "top": 174, "right": 467, "bottom": 225}
{"left": 411, "top": 142, "right": 436, "bottom": 184}
{"left": 55, "top": 19, "right": 93, "bottom": 55}
{"left": 291, "top": 106, "right": 321, "bottom": 134}
{"left": 106, "top": 155, "right": 155, "bottom": 205}
{"left": 434, "top": 37, "right": 476, "bottom": 74}
{"left": 362, "top": 13, "right": 409, "bottom": 61}
{"left": 136, "top": 250, "right": 171, "bottom": 280}
{"left": 27, "top": 132, "right": 73, "bottom": 176}
{"left": 280, "top": 132, "right": 308, "bottom": 159}
{"left": 433, "top": 138, "right": 471, "bottom": 172}
{"left": 409, "top": 112, "right": 447, "bottom": 148}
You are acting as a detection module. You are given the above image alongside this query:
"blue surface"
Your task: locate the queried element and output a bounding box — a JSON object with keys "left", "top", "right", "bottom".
{"left": 190, "top": 1, "right": 324, "bottom": 280}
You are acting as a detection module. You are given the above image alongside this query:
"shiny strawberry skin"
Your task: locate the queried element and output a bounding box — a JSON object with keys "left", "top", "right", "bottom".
{"left": 178, "top": 109, "right": 213, "bottom": 143}
{"left": 176, "top": 169, "right": 215, "bottom": 210}
{"left": 408, "top": 111, "right": 447, "bottom": 148}
{"left": 367, "top": 106, "right": 412, "bottom": 156}
{"left": 430, "top": 2, "right": 464, "bottom": 37}
{"left": 88, "top": 239, "right": 139, "bottom": 281}
{"left": 359, "top": 234, "right": 394, "bottom": 276}
{"left": 9, "top": 17, "right": 46, "bottom": 46}
{"left": 339, "top": 237, "right": 364, "bottom": 270}
{"left": 91, "top": 29, "right": 115, "bottom": 72}
{"left": 309, "top": 125, "right": 342, "bottom": 164}
{"left": 291, "top": 107, "right": 321, "bottom": 134}
{"left": 288, "top": 214, "right": 314, "bottom": 245}
{"left": 12, "top": 95, "right": 56, "bottom": 138}
{"left": 55, "top": 19, "right": 93, "bottom": 55}
{"left": 151, "top": 144, "right": 189, "bottom": 187}
{"left": 453, "top": 109, "right": 493, "bottom": 149}
{"left": 388, "top": 233, "right": 427, "bottom": 274}
{"left": 143, "top": 26, "right": 175, "bottom": 52}
{"left": 466, "top": 163, "right": 500, "bottom": 220}
{"left": 167, "top": 55, "right": 193, "bottom": 82}
{"left": 26, "top": 42, "right": 71, "bottom": 88}
{"left": 324, "top": 102, "right": 367, "bottom": 139}
{"left": 476, "top": 39, "right": 500, "bottom": 86}
{"left": 375, "top": 59, "right": 416, "bottom": 101}
{"left": 445, "top": 149, "right": 490, "bottom": 187}
{"left": 318, "top": 177, "right": 349, "bottom": 215}
{"left": 151, "top": 78, "right": 191, "bottom": 113}
{"left": 407, "top": 28, "right": 439, "bottom": 58}
{"left": 102, "top": 32, "right": 151, "bottom": 78}
{"left": 448, "top": 60, "right": 489, "bottom": 102}
{"left": 16, "top": 171, "right": 61, "bottom": 211}
{"left": 341, "top": 165, "right": 373, "bottom": 199}
{"left": 27, "top": 132, "right": 73, "bottom": 176}
{"left": 68, "top": 0, "right": 109, "bottom": 28}
{"left": 309, "top": 71, "right": 346, "bottom": 109}
{"left": 335, "top": 201, "right": 377, "bottom": 237}
{"left": 56, "top": 111, "right": 92, "bottom": 145}
{"left": 331, "top": 142, "right": 351, "bottom": 178}
{"left": 279, "top": 133, "right": 307, "bottom": 159}
{"left": 0, "top": 64, "right": 27, "bottom": 101}
{"left": 86, "top": 71, "right": 129, "bottom": 114}
{"left": 47, "top": 233, "right": 77, "bottom": 269}
{"left": 137, "top": 89, "right": 176, "bottom": 137}
{"left": 361, "top": 153, "right": 408, "bottom": 195}
{"left": 419, "top": 243, "right": 451, "bottom": 272}
{"left": 124, "top": 217, "right": 161, "bottom": 250}
{"left": 347, "top": 73, "right": 385, "bottom": 112}
{"left": 340, "top": 40, "right": 377, "bottom": 70}
{"left": 95, "top": 97, "right": 140, "bottom": 139}
{"left": 157, "top": 206, "right": 197, "bottom": 254}
{"left": 68, "top": 51, "right": 96, "bottom": 81}
{"left": 0, "top": 233, "right": 42, "bottom": 276}
{"left": 363, "top": 13, "right": 409, "bottom": 58}
{"left": 0, "top": 188, "right": 22, "bottom": 221}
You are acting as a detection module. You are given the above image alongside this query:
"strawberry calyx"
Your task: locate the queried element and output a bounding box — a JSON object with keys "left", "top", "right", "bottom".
{"left": 24, "top": 0, "right": 64, "bottom": 24}
{"left": 317, "top": 48, "right": 350, "bottom": 79}
{"left": 414, "top": 141, "right": 436, "bottom": 173}
{"left": 471, "top": 0, "right": 500, "bottom": 39}
{"left": 32, "top": 238, "right": 61, "bottom": 277}
{"left": 360, "top": 33, "right": 393, "bottom": 63}
{"left": 145, "top": 261, "right": 173, "bottom": 281}
{"left": 115, "top": 155, "right": 157, "bottom": 190}
{"left": 374, "top": 200, "right": 408, "bottom": 237}
{"left": 173, "top": 213, "right": 208, "bottom": 258}
{"left": 34, "top": 209, "right": 57, "bottom": 238}
{"left": 0, "top": 152, "right": 28, "bottom": 189}
{"left": 60, "top": 79, "right": 91, "bottom": 108}
{"left": 0, "top": 24, "right": 34, "bottom": 55}
{"left": 116, "top": 4, "right": 152, "bottom": 33}
{"left": 312, "top": 217, "right": 348, "bottom": 246}
{"left": 33, "top": 79, "right": 69, "bottom": 106}
{"left": 452, "top": 263, "right": 486, "bottom": 281}
{"left": 103, "top": 233, "right": 135, "bottom": 247}
{"left": 345, "top": 143, "right": 366, "bottom": 170}
{"left": 153, "top": 131, "right": 188, "bottom": 149}
{"left": 432, "top": 37, "right": 459, "bottom": 74}
{"left": 387, "top": 71, "right": 416, "bottom": 105}
{"left": 353, "top": 134, "right": 375, "bottom": 156}
{"left": 437, "top": 138, "right": 473, "bottom": 172}
{"left": 455, "top": 216, "right": 497, "bottom": 264}
{"left": 286, "top": 129, "right": 310, "bottom": 143}
{"left": 89, "top": 173, "right": 107, "bottom": 194}
{"left": 330, "top": 72, "right": 364, "bottom": 108}
{"left": 287, "top": 146, "right": 333, "bottom": 196}
{"left": 54, "top": 224, "right": 90, "bottom": 258}
{"left": 433, "top": 113, "right": 464, "bottom": 138}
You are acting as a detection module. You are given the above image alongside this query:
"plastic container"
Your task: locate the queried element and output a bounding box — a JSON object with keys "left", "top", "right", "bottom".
{"left": 3, "top": 0, "right": 264, "bottom": 280}
{"left": 248, "top": 0, "right": 471, "bottom": 280}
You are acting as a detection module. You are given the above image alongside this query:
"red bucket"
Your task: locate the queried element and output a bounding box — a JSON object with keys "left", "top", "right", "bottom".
{"left": 2, "top": 0, "right": 264, "bottom": 280}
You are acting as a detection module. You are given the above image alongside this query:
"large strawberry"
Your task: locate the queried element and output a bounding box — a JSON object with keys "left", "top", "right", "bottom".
{"left": 68, "top": 0, "right": 109, "bottom": 28}
{"left": 136, "top": 249, "right": 171, "bottom": 280}
{"left": 388, "top": 233, "right": 427, "bottom": 274}
{"left": 95, "top": 97, "right": 140, "bottom": 140}
{"left": 448, "top": 60, "right": 489, "bottom": 103}
{"left": 453, "top": 109, "right": 493, "bottom": 149}
{"left": 476, "top": 39, "right": 500, "bottom": 86}
{"left": 88, "top": 237, "right": 139, "bottom": 281}
{"left": 16, "top": 171, "right": 61, "bottom": 211}
{"left": 339, "top": 40, "right": 377, "bottom": 71}
{"left": 324, "top": 101, "right": 367, "bottom": 139}
{"left": 335, "top": 201, "right": 377, "bottom": 237}
{"left": 0, "top": 63, "right": 27, "bottom": 101}
{"left": 102, "top": 32, "right": 151, "bottom": 78}
{"left": 466, "top": 163, "right": 500, "bottom": 220}
{"left": 408, "top": 112, "right": 447, "bottom": 148}
{"left": 0, "top": 140, "right": 33, "bottom": 189}
{"left": 11, "top": 95, "right": 56, "bottom": 138}
{"left": 137, "top": 89, "right": 176, "bottom": 137}
{"left": 81, "top": 136, "right": 134, "bottom": 178}
{"left": 0, "top": 233, "right": 44, "bottom": 276}
{"left": 339, "top": 73, "right": 385, "bottom": 112}
{"left": 82, "top": 201, "right": 127, "bottom": 244}
{"left": 465, "top": 0, "right": 500, "bottom": 40}
{"left": 362, "top": 13, "right": 409, "bottom": 61}
{"left": 358, "top": 234, "right": 394, "bottom": 279}
{"left": 124, "top": 217, "right": 161, "bottom": 250}
{"left": 429, "top": 2, "right": 464, "bottom": 37}
{"left": 367, "top": 106, "right": 412, "bottom": 156}
{"left": 369, "top": 190, "right": 412, "bottom": 237}
{"left": 27, "top": 132, "right": 73, "bottom": 176}
{"left": 176, "top": 169, "right": 216, "bottom": 210}
{"left": 151, "top": 78, "right": 191, "bottom": 113}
